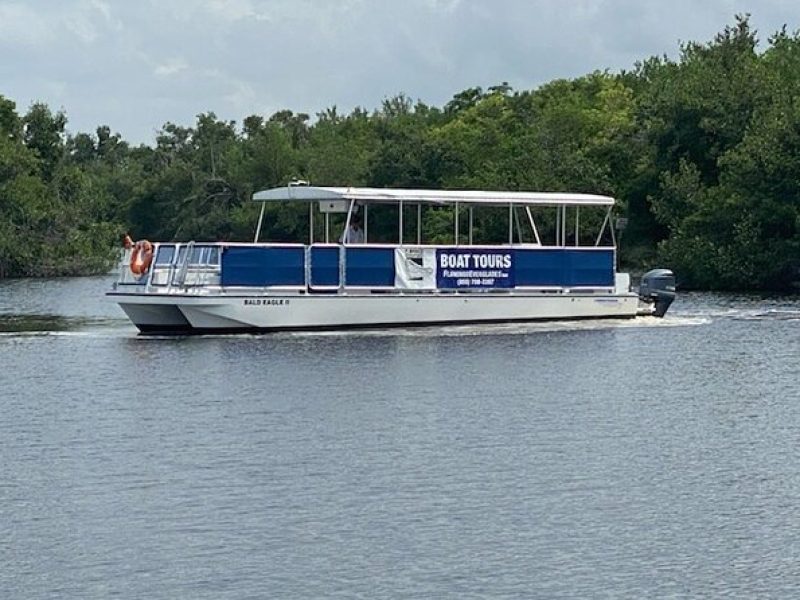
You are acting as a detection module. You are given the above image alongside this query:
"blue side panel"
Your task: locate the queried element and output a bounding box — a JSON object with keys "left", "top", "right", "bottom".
{"left": 563, "top": 249, "right": 614, "bottom": 286}
{"left": 221, "top": 247, "right": 305, "bottom": 286}
{"left": 310, "top": 247, "right": 340, "bottom": 287}
{"left": 513, "top": 249, "right": 614, "bottom": 287}
{"left": 346, "top": 248, "right": 395, "bottom": 286}
{"left": 513, "top": 249, "right": 565, "bottom": 286}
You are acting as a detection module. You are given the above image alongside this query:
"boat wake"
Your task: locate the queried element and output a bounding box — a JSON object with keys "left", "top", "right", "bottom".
{"left": 0, "top": 311, "right": 710, "bottom": 340}
{"left": 269, "top": 315, "right": 709, "bottom": 340}
{"left": 732, "top": 308, "right": 800, "bottom": 322}
{"left": 667, "top": 292, "right": 800, "bottom": 323}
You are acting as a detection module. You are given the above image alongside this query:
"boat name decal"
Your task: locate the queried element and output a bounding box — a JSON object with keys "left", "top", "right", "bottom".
{"left": 243, "top": 298, "right": 290, "bottom": 306}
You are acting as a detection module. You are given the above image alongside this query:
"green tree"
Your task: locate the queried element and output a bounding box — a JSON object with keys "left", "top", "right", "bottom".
{"left": 22, "top": 102, "right": 67, "bottom": 181}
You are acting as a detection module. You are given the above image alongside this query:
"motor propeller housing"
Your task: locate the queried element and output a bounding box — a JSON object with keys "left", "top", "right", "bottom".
{"left": 639, "top": 269, "right": 676, "bottom": 317}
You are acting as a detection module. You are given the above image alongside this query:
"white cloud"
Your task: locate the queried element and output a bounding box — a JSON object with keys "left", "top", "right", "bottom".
{"left": 65, "top": 13, "right": 99, "bottom": 44}
{"left": 154, "top": 58, "right": 189, "bottom": 77}
{"left": 222, "top": 78, "right": 258, "bottom": 113}
{"left": 205, "top": 0, "right": 272, "bottom": 23}
{"left": 0, "top": 2, "right": 54, "bottom": 45}
{"left": 2, "top": 0, "right": 799, "bottom": 144}
{"left": 0, "top": 0, "right": 119, "bottom": 47}
{"left": 88, "top": 0, "right": 112, "bottom": 21}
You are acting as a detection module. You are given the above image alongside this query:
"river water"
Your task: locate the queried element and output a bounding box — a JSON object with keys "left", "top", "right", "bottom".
{"left": 1, "top": 276, "right": 799, "bottom": 598}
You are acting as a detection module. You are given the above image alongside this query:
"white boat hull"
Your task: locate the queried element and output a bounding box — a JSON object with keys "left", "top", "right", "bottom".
{"left": 110, "top": 291, "right": 640, "bottom": 334}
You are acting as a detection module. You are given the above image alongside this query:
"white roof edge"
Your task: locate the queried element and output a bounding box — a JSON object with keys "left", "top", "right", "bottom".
{"left": 252, "top": 186, "right": 615, "bottom": 206}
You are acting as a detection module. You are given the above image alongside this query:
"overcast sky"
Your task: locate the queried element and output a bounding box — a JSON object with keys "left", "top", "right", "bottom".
{"left": 1, "top": 0, "right": 797, "bottom": 145}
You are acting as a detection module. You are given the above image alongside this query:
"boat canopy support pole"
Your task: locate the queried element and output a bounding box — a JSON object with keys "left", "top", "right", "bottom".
{"left": 508, "top": 203, "right": 514, "bottom": 244}
{"left": 555, "top": 206, "right": 560, "bottom": 246}
{"left": 455, "top": 202, "right": 459, "bottom": 245}
{"left": 469, "top": 206, "right": 473, "bottom": 245}
{"left": 610, "top": 211, "right": 618, "bottom": 247}
{"left": 417, "top": 204, "right": 421, "bottom": 245}
{"left": 575, "top": 206, "right": 580, "bottom": 247}
{"left": 595, "top": 207, "right": 612, "bottom": 247}
{"left": 611, "top": 215, "right": 618, "bottom": 271}
{"left": 304, "top": 245, "right": 310, "bottom": 288}
{"left": 365, "top": 204, "right": 369, "bottom": 242}
{"left": 399, "top": 200, "right": 404, "bottom": 244}
{"left": 254, "top": 201, "right": 266, "bottom": 243}
{"left": 309, "top": 202, "right": 314, "bottom": 244}
{"left": 344, "top": 198, "right": 355, "bottom": 242}
{"left": 340, "top": 199, "right": 355, "bottom": 289}
{"left": 526, "top": 206, "right": 541, "bottom": 245}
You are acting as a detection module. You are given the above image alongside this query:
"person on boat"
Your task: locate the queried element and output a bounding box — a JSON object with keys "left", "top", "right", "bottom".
{"left": 342, "top": 213, "right": 365, "bottom": 244}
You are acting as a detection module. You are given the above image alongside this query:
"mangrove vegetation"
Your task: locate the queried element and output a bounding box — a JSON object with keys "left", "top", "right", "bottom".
{"left": 1, "top": 16, "right": 799, "bottom": 290}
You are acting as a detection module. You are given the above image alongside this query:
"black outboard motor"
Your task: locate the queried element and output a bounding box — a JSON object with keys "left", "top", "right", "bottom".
{"left": 639, "top": 269, "right": 676, "bottom": 317}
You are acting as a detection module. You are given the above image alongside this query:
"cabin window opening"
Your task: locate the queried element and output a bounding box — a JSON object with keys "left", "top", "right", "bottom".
{"left": 358, "top": 204, "right": 400, "bottom": 244}
{"left": 455, "top": 203, "right": 475, "bottom": 245}
{"left": 189, "top": 246, "right": 207, "bottom": 265}
{"left": 154, "top": 245, "right": 176, "bottom": 266}
{"left": 418, "top": 206, "right": 451, "bottom": 245}
{"left": 514, "top": 207, "right": 525, "bottom": 244}
{"left": 257, "top": 203, "right": 308, "bottom": 243}
{"left": 186, "top": 246, "right": 220, "bottom": 266}
{"left": 399, "top": 202, "right": 419, "bottom": 245}
{"left": 330, "top": 212, "right": 348, "bottom": 244}
{"left": 340, "top": 203, "right": 368, "bottom": 245}
{"left": 469, "top": 205, "right": 513, "bottom": 245}
{"left": 524, "top": 206, "right": 542, "bottom": 245}
{"left": 594, "top": 208, "right": 614, "bottom": 246}
{"left": 567, "top": 205, "right": 611, "bottom": 247}
{"left": 524, "top": 206, "right": 558, "bottom": 246}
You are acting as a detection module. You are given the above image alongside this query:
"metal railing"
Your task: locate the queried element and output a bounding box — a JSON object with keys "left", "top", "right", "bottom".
{"left": 116, "top": 241, "right": 619, "bottom": 295}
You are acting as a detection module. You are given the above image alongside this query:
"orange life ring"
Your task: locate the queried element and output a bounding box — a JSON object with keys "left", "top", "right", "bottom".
{"left": 130, "top": 240, "right": 154, "bottom": 276}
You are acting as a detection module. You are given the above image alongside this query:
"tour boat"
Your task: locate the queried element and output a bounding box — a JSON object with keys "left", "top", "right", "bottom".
{"left": 107, "top": 184, "right": 675, "bottom": 334}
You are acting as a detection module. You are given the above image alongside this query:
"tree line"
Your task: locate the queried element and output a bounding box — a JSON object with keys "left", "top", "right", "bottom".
{"left": 1, "top": 16, "right": 798, "bottom": 289}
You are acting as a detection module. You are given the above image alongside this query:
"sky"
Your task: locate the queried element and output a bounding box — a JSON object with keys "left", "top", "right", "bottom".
{"left": 1, "top": 0, "right": 798, "bottom": 145}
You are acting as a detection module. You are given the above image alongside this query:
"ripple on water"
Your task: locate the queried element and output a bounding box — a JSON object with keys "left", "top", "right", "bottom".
{"left": 2, "top": 279, "right": 800, "bottom": 598}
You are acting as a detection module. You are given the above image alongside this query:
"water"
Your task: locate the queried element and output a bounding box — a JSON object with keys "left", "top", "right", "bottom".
{"left": 1, "top": 276, "right": 799, "bottom": 598}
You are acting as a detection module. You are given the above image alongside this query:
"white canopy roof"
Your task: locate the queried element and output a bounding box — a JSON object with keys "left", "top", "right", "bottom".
{"left": 252, "top": 185, "right": 615, "bottom": 207}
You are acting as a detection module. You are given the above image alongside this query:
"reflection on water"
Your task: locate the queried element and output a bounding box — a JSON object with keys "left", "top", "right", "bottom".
{"left": 0, "top": 314, "right": 127, "bottom": 333}
{"left": 2, "top": 277, "right": 800, "bottom": 598}
{"left": 0, "top": 313, "right": 79, "bottom": 332}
